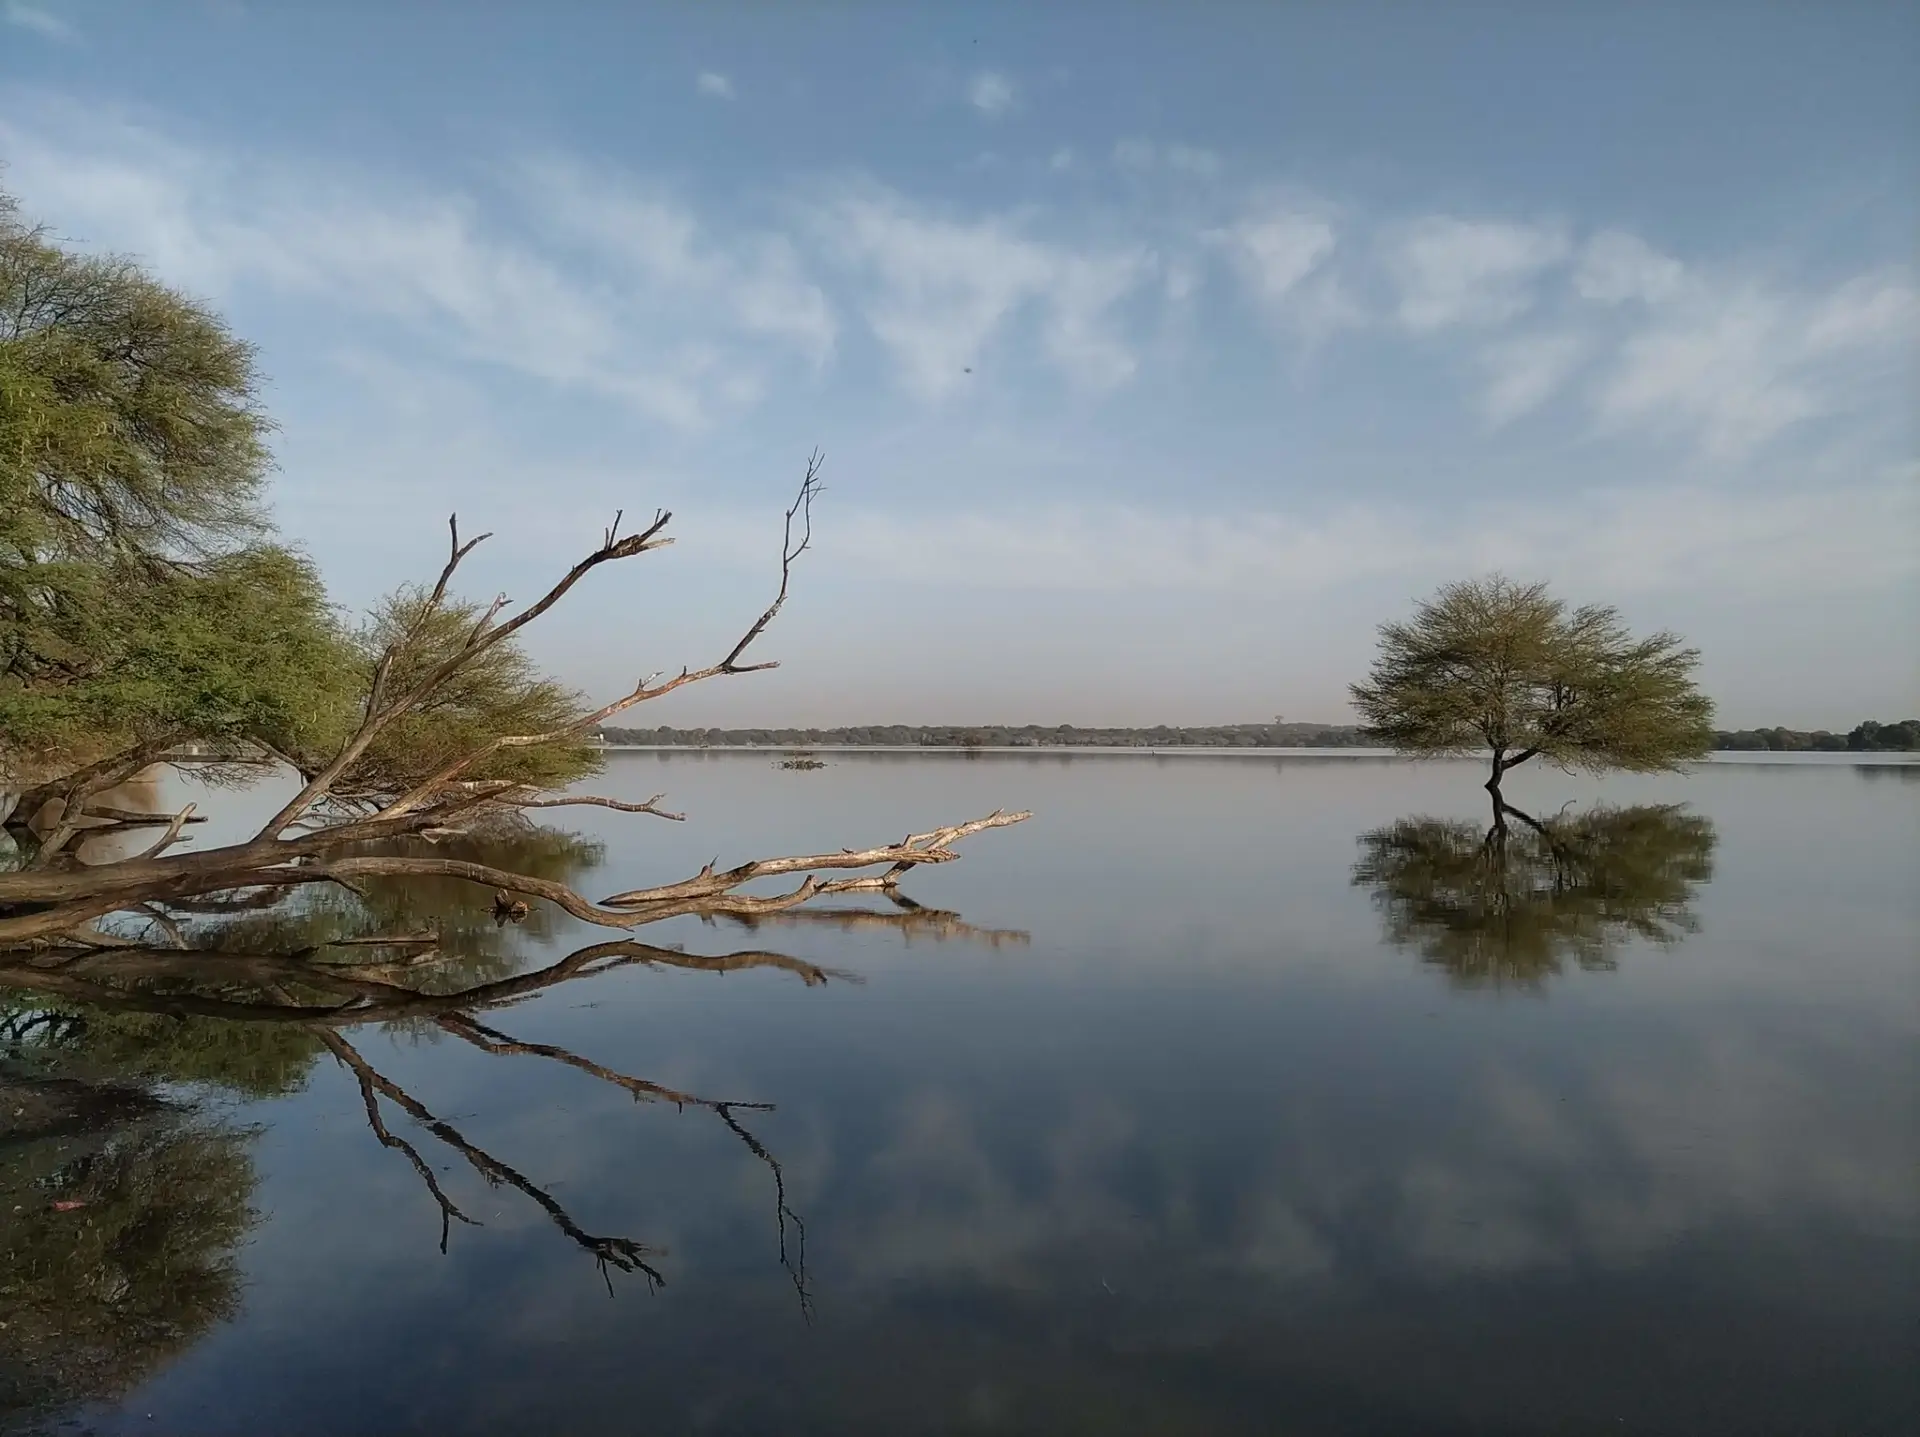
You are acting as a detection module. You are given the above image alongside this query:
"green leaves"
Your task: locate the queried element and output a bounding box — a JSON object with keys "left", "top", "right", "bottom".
{"left": 1351, "top": 575, "right": 1715, "bottom": 779}
{"left": 1, "top": 188, "right": 599, "bottom": 803}
{"left": 0, "top": 545, "right": 361, "bottom": 766}
{"left": 2, "top": 190, "right": 284, "bottom": 777}
{"left": 325, "top": 589, "right": 606, "bottom": 797}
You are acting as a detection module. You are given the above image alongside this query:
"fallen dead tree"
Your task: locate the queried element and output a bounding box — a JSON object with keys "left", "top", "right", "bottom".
{"left": 0, "top": 455, "right": 1028, "bottom": 954}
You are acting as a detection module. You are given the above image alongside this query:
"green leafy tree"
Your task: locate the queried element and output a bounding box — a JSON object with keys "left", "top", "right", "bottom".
{"left": 3, "top": 545, "right": 361, "bottom": 767}
{"left": 1, "top": 187, "right": 361, "bottom": 795}
{"left": 318, "top": 591, "right": 605, "bottom": 800}
{"left": 2, "top": 187, "right": 604, "bottom": 829}
{"left": 1350, "top": 575, "right": 1715, "bottom": 793}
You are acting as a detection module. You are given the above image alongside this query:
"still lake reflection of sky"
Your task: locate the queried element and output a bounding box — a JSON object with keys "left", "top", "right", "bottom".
{"left": 9, "top": 752, "right": 1916, "bottom": 1436}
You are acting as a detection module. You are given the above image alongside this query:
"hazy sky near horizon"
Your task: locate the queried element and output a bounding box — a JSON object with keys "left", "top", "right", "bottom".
{"left": 3, "top": 1, "right": 1914, "bottom": 728}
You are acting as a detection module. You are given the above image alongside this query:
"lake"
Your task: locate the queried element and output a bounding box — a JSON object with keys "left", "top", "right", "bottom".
{"left": 4, "top": 752, "right": 1916, "bottom": 1435}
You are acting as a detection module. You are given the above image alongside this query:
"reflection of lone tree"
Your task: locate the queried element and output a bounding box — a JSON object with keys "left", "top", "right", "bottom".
{"left": 1352, "top": 799, "right": 1717, "bottom": 986}
{"left": 1351, "top": 575, "right": 1714, "bottom": 795}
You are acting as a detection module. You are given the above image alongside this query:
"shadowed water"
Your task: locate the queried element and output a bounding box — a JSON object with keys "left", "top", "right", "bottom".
{"left": 3, "top": 753, "right": 1916, "bottom": 1435}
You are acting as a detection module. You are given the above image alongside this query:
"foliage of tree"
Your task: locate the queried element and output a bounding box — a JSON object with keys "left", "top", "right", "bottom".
{"left": 1, "top": 186, "right": 620, "bottom": 849}
{"left": 315, "top": 591, "right": 604, "bottom": 801}
{"left": 1350, "top": 575, "right": 1715, "bottom": 791}
{"left": 3, "top": 545, "right": 359, "bottom": 769}
{"left": 0, "top": 191, "right": 344, "bottom": 783}
{"left": 1352, "top": 800, "right": 1718, "bottom": 986}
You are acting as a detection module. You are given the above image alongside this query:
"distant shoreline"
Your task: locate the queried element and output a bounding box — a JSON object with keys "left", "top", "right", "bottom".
{"left": 595, "top": 719, "right": 1920, "bottom": 754}
{"left": 593, "top": 745, "right": 1919, "bottom": 764}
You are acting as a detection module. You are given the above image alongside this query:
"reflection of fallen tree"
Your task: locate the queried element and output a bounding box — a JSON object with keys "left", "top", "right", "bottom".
{"left": 705, "top": 890, "right": 1030, "bottom": 949}
{"left": 0, "top": 1071, "right": 255, "bottom": 1422}
{"left": 0, "top": 933, "right": 830, "bottom": 1306}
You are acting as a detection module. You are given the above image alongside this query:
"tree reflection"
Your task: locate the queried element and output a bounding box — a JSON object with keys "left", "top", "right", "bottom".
{"left": 706, "top": 889, "right": 1030, "bottom": 949}
{"left": 176, "top": 822, "right": 611, "bottom": 991}
{"left": 2, "top": 961, "right": 815, "bottom": 1293}
{"left": 0, "top": 1071, "right": 256, "bottom": 1423}
{"left": 1352, "top": 798, "right": 1717, "bottom": 986}
{"left": 2, "top": 816, "right": 1020, "bottom": 1413}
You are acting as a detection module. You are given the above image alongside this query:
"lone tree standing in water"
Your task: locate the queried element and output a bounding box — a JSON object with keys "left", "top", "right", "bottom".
{"left": 1350, "top": 575, "right": 1715, "bottom": 795}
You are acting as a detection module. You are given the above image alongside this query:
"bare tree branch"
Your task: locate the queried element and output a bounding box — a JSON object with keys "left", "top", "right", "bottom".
{"left": 719, "top": 448, "right": 821, "bottom": 673}
{"left": 598, "top": 810, "right": 1030, "bottom": 909}
{"left": 129, "top": 803, "right": 197, "bottom": 861}
{"left": 369, "top": 459, "right": 822, "bottom": 823}
{"left": 497, "top": 791, "right": 686, "bottom": 822}
{"left": 254, "top": 507, "right": 674, "bottom": 841}
{"left": 81, "top": 806, "right": 210, "bottom": 827}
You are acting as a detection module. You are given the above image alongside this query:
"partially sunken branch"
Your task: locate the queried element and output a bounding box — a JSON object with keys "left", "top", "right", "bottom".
{"left": 1, "top": 455, "right": 1026, "bottom": 956}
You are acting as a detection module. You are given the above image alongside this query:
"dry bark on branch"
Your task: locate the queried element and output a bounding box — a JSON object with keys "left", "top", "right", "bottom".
{"left": 1, "top": 454, "right": 1027, "bottom": 960}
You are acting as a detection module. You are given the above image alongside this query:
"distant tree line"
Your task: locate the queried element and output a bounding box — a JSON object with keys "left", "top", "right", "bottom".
{"left": 596, "top": 719, "right": 1920, "bottom": 752}
{"left": 1711, "top": 719, "right": 1919, "bottom": 752}
{"left": 594, "top": 722, "right": 1379, "bottom": 749}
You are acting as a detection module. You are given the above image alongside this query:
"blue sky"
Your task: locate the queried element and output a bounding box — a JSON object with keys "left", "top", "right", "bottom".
{"left": 3, "top": 1, "right": 1914, "bottom": 726}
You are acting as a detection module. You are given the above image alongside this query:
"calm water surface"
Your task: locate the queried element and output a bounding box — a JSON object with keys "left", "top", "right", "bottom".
{"left": 4, "top": 753, "right": 1916, "bottom": 1435}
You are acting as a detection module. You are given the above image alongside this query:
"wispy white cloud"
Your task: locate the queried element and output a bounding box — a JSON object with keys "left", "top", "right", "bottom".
{"left": 695, "top": 71, "right": 735, "bottom": 100}
{"left": 1043, "top": 252, "right": 1154, "bottom": 389}
{"left": 1801, "top": 271, "right": 1920, "bottom": 353}
{"left": 515, "top": 154, "right": 836, "bottom": 365}
{"left": 816, "top": 186, "right": 1151, "bottom": 397}
{"left": 0, "top": 103, "right": 831, "bottom": 428}
{"left": 803, "top": 481, "right": 1917, "bottom": 597}
{"left": 1478, "top": 331, "right": 1589, "bottom": 426}
{"left": 1574, "top": 230, "right": 1685, "bottom": 305}
{"left": 1048, "top": 146, "right": 1074, "bottom": 172}
{"left": 968, "top": 71, "right": 1015, "bottom": 118}
{"left": 1593, "top": 271, "right": 1917, "bottom": 459}
{"left": 1112, "top": 139, "right": 1223, "bottom": 178}
{"left": 1388, "top": 216, "right": 1570, "bottom": 331}
{"left": 1209, "top": 201, "right": 1362, "bottom": 345}
{"left": 1213, "top": 209, "right": 1336, "bottom": 304}
{"left": 3, "top": 1, "right": 75, "bottom": 41}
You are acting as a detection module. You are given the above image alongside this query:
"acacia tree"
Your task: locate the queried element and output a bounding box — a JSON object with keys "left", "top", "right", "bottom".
{"left": 1, "top": 188, "right": 1025, "bottom": 954}
{"left": 1350, "top": 575, "right": 1715, "bottom": 794}
{"left": 1, "top": 187, "right": 365, "bottom": 818}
